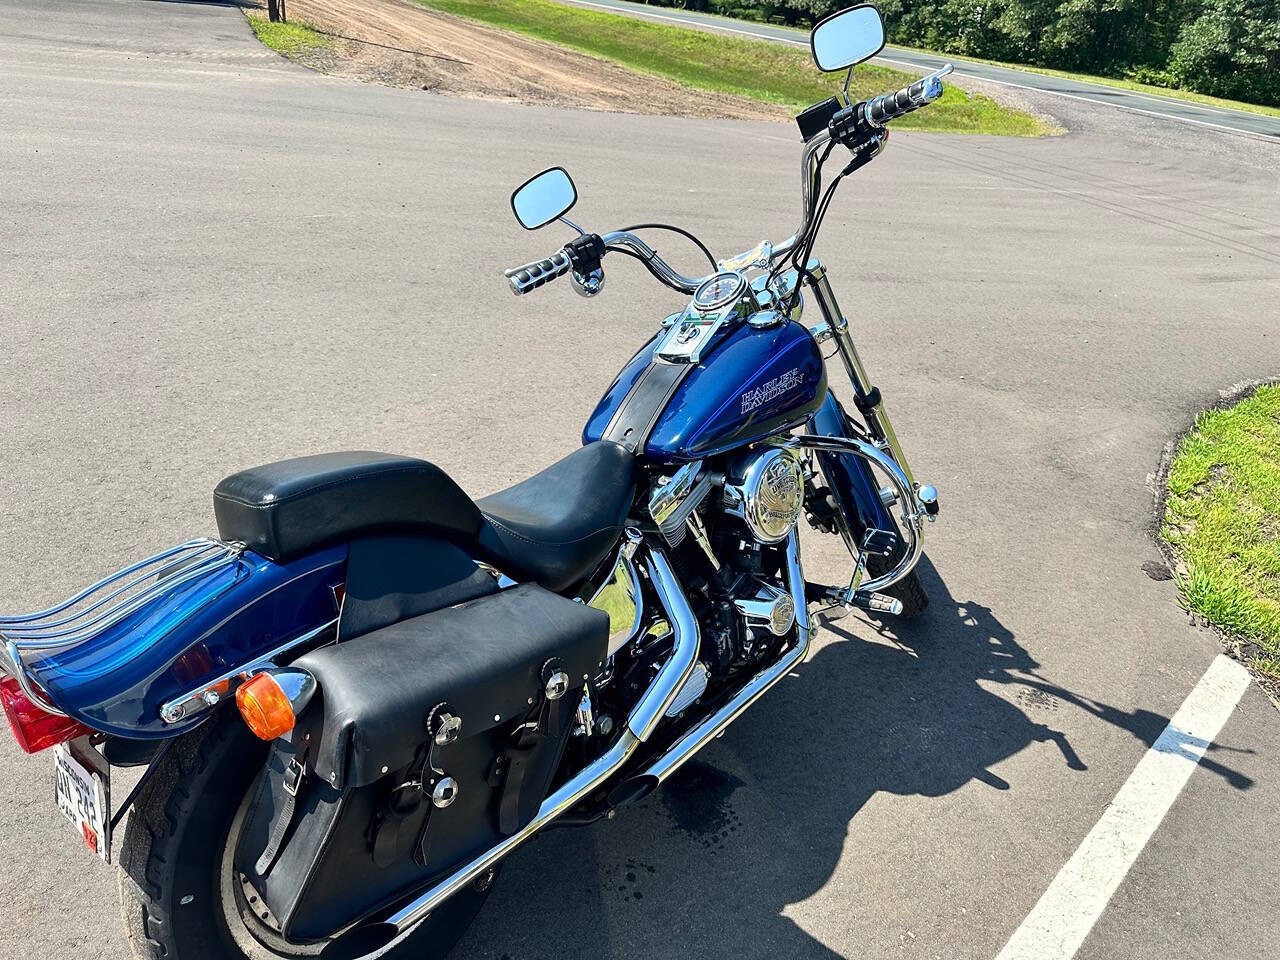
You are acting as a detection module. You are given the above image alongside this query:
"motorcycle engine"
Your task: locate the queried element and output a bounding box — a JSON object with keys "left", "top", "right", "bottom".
{"left": 663, "top": 446, "right": 802, "bottom": 678}
{"left": 602, "top": 447, "right": 803, "bottom": 725}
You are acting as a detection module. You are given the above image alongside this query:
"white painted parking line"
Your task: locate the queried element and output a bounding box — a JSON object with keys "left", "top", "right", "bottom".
{"left": 996, "top": 654, "right": 1253, "bottom": 960}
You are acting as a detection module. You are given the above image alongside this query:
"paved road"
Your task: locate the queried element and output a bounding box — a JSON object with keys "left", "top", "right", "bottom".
{"left": 556, "top": 0, "right": 1280, "bottom": 141}
{"left": 2, "top": 3, "right": 1280, "bottom": 960}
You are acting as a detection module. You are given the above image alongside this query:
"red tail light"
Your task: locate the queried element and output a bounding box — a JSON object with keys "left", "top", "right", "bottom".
{"left": 0, "top": 676, "right": 93, "bottom": 754}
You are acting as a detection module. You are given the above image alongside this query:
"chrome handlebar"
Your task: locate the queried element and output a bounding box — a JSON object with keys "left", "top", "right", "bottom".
{"left": 505, "top": 66, "right": 952, "bottom": 297}
{"left": 771, "top": 127, "right": 834, "bottom": 266}
{"left": 600, "top": 230, "right": 704, "bottom": 294}
{"left": 503, "top": 230, "right": 707, "bottom": 297}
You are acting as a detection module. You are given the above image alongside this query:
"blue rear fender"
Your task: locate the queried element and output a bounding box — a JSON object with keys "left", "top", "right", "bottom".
{"left": 17, "top": 546, "right": 346, "bottom": 739}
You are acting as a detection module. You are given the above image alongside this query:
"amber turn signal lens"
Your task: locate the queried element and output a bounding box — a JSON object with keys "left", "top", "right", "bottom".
{"left": 236, "top": 673, "right": 296, "bottom": 740}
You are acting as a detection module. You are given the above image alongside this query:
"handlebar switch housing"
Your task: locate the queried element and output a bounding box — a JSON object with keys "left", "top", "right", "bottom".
{"left": 796, "top": 97, "right": 842, "bottom": 142}
{"left": 565, "top": 233, "right": 607, "bottom": 274}
{"left": 828, "top": 103, "right": 881, "bottom": 153}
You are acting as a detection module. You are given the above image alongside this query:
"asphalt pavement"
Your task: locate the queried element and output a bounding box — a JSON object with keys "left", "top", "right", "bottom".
{"left": 2, "top": 3, "right": 1280, "bottom": 960}
{"left": 556, "top": 0, "right": 1280, "bottom": 141}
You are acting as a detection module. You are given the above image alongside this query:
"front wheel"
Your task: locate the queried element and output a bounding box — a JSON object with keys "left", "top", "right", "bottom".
{"left": 864, "top": 534, "right": 929, "bottom": 620}
{"left": 118, "top": 716, "right": 498, "bottom": 960}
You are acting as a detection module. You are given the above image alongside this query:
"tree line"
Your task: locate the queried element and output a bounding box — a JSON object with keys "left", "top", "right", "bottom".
{"left": 650, "top": 0, "right": 1280, "bottom": 106}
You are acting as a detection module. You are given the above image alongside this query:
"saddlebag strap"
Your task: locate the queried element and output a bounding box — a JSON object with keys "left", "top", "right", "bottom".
{"left": 413, "top": 799, "right": 436, "bottom": 867}
{"left": 498, "top": 746, "right": 537, "bottom": 836}
{"left": 376, "top": 746, "right": 432, "bottom": 868}
{"left": 497, "top": 682, "right": 570, "bottom": 835}
{"left": 256, "top": 755, "right": 307, "bottom": 876}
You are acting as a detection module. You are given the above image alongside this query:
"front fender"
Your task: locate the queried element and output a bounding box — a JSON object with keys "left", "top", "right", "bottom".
{"left": 12, "top": 546, "right": 346, "bottom": 738}
{"left": 808, "top": 392, "right": 895, "bottom": 542}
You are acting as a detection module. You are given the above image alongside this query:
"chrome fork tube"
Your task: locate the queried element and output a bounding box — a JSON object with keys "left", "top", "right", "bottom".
{"left": 805, "top": 260, "right": 916, "bottom": 488}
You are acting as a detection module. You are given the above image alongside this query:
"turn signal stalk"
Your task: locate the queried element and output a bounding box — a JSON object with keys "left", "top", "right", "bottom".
{"left": 235, "top": 668, "right": 316, "bottom": 741}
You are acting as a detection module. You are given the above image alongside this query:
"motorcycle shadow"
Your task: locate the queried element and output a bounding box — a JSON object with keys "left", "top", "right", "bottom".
{"left": 451, "top": 557, "right": 1248, "bottom": 959}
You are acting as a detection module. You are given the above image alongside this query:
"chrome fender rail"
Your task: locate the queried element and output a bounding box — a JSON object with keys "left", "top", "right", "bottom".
{"left": 0, "top": 538, "right": 247, "bottom": 717}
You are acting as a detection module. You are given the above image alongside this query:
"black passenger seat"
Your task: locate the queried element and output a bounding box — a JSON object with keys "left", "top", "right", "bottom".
{"left": 212, "top": 443, "right": 635, "bottom": 592}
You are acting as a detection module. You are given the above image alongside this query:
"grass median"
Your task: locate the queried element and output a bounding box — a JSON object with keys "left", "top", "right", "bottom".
{"left": 415, "top": 0, "right": 1053, "bottom": 136}
{"left": 1163, "top": 385, "right": 1280, "bottom": 684}
{"left": 247, "top": 12, "right": 331, "bottom": 57}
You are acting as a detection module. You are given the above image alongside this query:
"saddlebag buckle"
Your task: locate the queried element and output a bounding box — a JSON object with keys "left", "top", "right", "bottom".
{"left": 282, "top": 757, "right": 306, "bottom": 798}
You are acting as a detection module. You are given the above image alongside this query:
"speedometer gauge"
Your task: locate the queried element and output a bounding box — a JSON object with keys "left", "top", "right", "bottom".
{"left": 692, "top": 272, "right": 747, "bottom": 313}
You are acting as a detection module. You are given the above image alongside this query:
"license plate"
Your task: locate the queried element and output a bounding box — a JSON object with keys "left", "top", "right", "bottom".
{"left": 53, "top": 741, "right": 111, "bottom": 863}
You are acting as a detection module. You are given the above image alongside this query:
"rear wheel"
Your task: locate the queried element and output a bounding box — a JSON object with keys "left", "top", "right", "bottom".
{"left": 119, "top": 715, "right": 498, "bottom": 960}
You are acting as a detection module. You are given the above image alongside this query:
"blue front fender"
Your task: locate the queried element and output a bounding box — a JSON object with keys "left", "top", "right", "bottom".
{"left": 808, "top": 392, "right": 895, "bottom": 543}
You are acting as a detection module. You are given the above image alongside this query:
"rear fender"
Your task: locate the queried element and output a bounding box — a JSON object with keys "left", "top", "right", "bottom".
{"left": 2, "top": 544, "right": 346, "bottom": 739}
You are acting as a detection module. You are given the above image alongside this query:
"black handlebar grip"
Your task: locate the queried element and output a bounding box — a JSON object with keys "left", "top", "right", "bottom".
{"left": 504, "top": 248, "right": 574, "bottom": 296}
{"left": 865, "top": 73, "right": 945, "bottom": 126}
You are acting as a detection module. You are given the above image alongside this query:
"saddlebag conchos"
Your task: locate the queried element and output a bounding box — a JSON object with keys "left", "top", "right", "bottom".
{"left": 234, "top": 583, "right": 607, "bottom": 942}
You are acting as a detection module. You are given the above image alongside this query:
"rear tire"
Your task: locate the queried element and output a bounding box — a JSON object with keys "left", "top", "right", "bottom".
{"left": 119, "top": 715, "right": 497, "bottom": 960}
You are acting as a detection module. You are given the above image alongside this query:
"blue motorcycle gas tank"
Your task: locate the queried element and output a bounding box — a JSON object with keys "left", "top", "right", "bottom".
{"left": 584, "top": 318, "right": 827, "bottom": 461}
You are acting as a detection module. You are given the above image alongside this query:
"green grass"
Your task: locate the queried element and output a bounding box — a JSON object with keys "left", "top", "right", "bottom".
{"left": 415, "top": 0, "right": 1052, "bottom": 136}
{"left": 548, "top": 2, "right": 1280, "bottom": 118}
{"left": 246, "top": 13, "right": 331, "bottom": 58}
{"left": 1163, "top": 386, "right": 1280, "bottom": 683}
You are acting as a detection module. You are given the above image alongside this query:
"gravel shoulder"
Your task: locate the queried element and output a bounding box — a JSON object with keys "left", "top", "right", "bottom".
{"left": 246, "top": 0, "right": 788, "bottom": 121}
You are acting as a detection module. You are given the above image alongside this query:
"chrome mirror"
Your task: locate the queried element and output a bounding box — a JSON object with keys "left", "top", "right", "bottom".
{"left": 810, "top": 5, "right": 886, "bottom": 73}
{"left": 510, "top": 167, "right": 578, "bottom": 231}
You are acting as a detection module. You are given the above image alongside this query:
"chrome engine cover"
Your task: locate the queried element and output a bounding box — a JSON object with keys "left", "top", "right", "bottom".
{"left": 723, "top": 445, "right": 805, "bottom": 543}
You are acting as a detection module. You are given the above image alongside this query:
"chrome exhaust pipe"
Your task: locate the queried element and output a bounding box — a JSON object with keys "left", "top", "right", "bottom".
{"left": 356, "top": 533, "right": 810, "bottom": 950}
{"left": 645, "top": 529, "right": 813, "bottom": 784}
{"left": 377, "top": 548, "right": 700, "bottom": 939}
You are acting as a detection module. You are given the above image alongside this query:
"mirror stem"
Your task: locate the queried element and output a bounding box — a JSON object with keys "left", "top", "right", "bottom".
{"left": 842, "top": 66, "right": 853, "bottom": 106}
{"left": 559, "top": 215, "right": 587, "bottom": 236}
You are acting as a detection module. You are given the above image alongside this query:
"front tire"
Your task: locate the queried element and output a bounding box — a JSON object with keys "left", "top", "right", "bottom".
{"left": 119, "top": 715, "right": 497, "bottom": 960}
{"left": 864, "top": 544, "right": 929, "bottom": 620}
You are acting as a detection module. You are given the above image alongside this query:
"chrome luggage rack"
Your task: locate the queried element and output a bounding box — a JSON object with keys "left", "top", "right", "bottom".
{"left": 0, "top": 538, "right": 246, "bottom": 716}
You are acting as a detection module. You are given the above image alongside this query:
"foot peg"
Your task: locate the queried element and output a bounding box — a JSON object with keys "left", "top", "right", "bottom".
{"left": 805, "top": 582, "right": 903, "bottom": 617}
{"left": 852, "top": 591, "right": 902, "bottom": 616}
{"left": 917, "top": 484, "right": 939, "bottom": 519}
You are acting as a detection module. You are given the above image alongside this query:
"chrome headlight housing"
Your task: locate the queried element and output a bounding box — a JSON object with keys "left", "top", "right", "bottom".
{"left": 724, "top": 446, "right": 805, "bottom": 543}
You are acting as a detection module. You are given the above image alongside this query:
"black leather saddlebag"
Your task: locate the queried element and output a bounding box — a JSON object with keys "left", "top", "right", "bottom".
{"left": 233, "top": 583, "right": 608, "bottom": 942}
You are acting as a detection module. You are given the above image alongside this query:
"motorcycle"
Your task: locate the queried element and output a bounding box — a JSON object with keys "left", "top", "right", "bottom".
{"left": 0, "top": 7, "right": 946, "bottom": 959}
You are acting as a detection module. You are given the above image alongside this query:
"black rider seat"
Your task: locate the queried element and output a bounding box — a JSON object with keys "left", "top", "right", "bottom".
{"left": 475, "top": 441, "right": 635, "bottom": 592}
{"left": 213, "top": 443, "right": 635, "bottom": 592}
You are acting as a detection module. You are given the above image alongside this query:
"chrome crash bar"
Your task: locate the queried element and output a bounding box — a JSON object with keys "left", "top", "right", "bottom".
{"left": 792, "top": 434, "right": 933, "bottom": 607}
{"left": 379, "top": 532, "right": 812, "bottom": 941}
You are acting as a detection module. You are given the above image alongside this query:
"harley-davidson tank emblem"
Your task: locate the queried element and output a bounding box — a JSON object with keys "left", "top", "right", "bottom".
{"left": 740, "top": 367, "right": 804, "bottom": 415}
